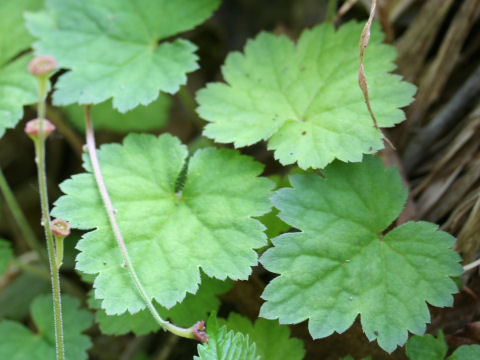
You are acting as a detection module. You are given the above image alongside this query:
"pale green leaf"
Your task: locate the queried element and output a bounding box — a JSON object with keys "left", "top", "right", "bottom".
{"left": 0, "top": 294, "right": 93, "bottom": 360}
{"left": 260, "top": 156, "right": 462, "bottom": 353}
{"left": 195, "top": 315, "right": 260, "bottom": 360}
{"left": 0, "top": 238, "right": 13, "bottom": 275}
{"left": 26, "top": 0, "right": 220, "bottom": 112}
{"left": 196, "top": 22, "right": 416, "bottom": 169}
{"left": 219, "top": 313, "right": 305, "bottom": 360}
{"left": 0, "top": 55, "right": 37, "bottom": 139}
{"left": 0, "top": 0, "right": 43, "bottom": 66}
{"left": 64, "top": 94, "right": 170, "bottom": 133}
{"left": 0, "top": 0, "right": 41, "bottom": 138}
{"left": 52, "top": 133, "right": 273, "bottom": 315}
{"left": 89, "top": 275, "right": 232, "bottom": 335}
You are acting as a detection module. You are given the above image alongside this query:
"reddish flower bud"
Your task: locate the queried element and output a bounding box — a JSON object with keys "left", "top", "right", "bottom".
{"left": 192, "top": 321, "right": 209, "bottom": 343}
{"left": 51, "top": 219, "right": 71, "bottom": 238}
{"left": 24, "top": 118, "right": 56, "bottom": 139}
{"left": 28, "top": 55, "right": 57, "bottom": 76}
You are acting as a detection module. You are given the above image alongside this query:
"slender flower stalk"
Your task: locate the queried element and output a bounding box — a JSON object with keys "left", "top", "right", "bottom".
{"left": 83, "top": 105, "right": 207, "bottom": 342}
{"left": 27, "top": 55, "right": 65, "bottom": 360}
{"left": 51, "top": 218, "right": 71, "bottom": 269}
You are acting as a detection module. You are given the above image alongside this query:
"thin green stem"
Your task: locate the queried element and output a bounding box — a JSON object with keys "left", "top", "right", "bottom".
{"left": 178, "top": 86, "right": 204, "bottom": 129}
{"left": 54, "top": 234, "right": 64, "bottom": 269}
{"left": 83, "top": 106, "right": 198, "bottom": 340}
{"left": 0, "top": 168, "right": 45, "bottom": 259}
{"left": 326, "top": 0, "right": 338, "bottom": 22}
{"left": 34, "top": 76, "right": 65, "bottom": 360}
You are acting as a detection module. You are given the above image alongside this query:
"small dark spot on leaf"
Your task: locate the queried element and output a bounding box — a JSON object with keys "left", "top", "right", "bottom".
{"left": 368, "top": 146, "right": 372, "bottom": 151}
{"left": 289, "top": 152, "right": 293, "bottom": 156}
{"left": 301, "top": 131, "right": 306, "bottom": 136}
{"left": 374, "top": 330, "right": 379, "bottom": 336}
{"left": 300, "top": 66, "right": 306, "bottom": 71}
{"left": 103, "top": 261, "right": 107, "bottom": 265}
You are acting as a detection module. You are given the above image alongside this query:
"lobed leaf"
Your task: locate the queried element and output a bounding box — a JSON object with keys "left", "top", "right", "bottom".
{"left": 260, "top": 156, "right": 463, "bottom": 353}
{"left": 219, "top": 313, "right": 305, "bottom": 360}
{"left": 196, "top": 21, "right": 416, "bottom": 169}
{"left": 52, "top": 133, "right": 273, "bottom": 315}
{"left": 195, "top": 315, "right": 260, "bottom": 360}
{"left": 0, "top": 294, "right": 93, "bottom": 360}
{"left": 26, "top": 0, "right": 221, "bottom": 112}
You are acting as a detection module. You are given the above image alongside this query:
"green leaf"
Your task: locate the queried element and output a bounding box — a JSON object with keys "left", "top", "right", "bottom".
{"left": 448, "top": 345, "right": 480, "bottom": 360}
{"left": 258, "top": 175, "right": 290, "bottom": 240}
{"left": 88, "top": 275, "right": 232, "bottom": 335}
{"left": 64, "top": 94, "right": 170, "bottom": 133}
{"left": 0, "top": 238, "right": 13, "bottom": 275}
{"left": 52, "top": 133, "right": 273, "bottom": 315}
{"left": 0, "top": 0, "right": 43, "bottom": 65}
{"left": 0, "top": 294, "right": 93, "bottom": 360}
{"left": 258, "top": 207, "right": 290, "bottom": 240}
{"left": 195, "top": 314, "right": 260, "bottom": 360}
{"left": 196, "top": 22, "right": 416, "bottom": 169}
{"left": 406, "top": 332, "right": 448, "bottom": 360}
{"left": 219, "top": 313, "right": 305, "bottom": 360}
{"left": 406, "top": 332, "right": 480, "bottom": 360}
{"left": 26, "top": 0, "right": 221, "bottom": 112}
{"left": 260, "top": 156, "right": 462, "bottom": 353}
{"left": 0, "top": 273, "right": 49, "bottom": 320}
{"left": 0, "top": 55, "right": 38, "bottom": 138}
{"left": 0, "top": 0, "right": 42, "bottom": 138}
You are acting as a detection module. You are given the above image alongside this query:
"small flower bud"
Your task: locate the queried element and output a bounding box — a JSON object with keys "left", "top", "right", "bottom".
{"left": 28, "top": 55, "right": 57, "bottom": 76}
{"left": 24, "top": 118, "right": 56, "bottom": 139}
{"left": 192, "top": 321, "right": 209, "bottom": 343}
{"left": 51, "top": 218, "right": 71, "bottom": 238}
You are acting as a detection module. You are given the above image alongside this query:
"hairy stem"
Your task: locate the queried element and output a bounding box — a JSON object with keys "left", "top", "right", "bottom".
{"left": 0, "top": 168, "right": 45, "bottom": 259}
{"left": 83, "top": 105, "right": 198, "bottom": 340}
{"left": 34, "top": 76, "right": 65, "bottom": 360}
